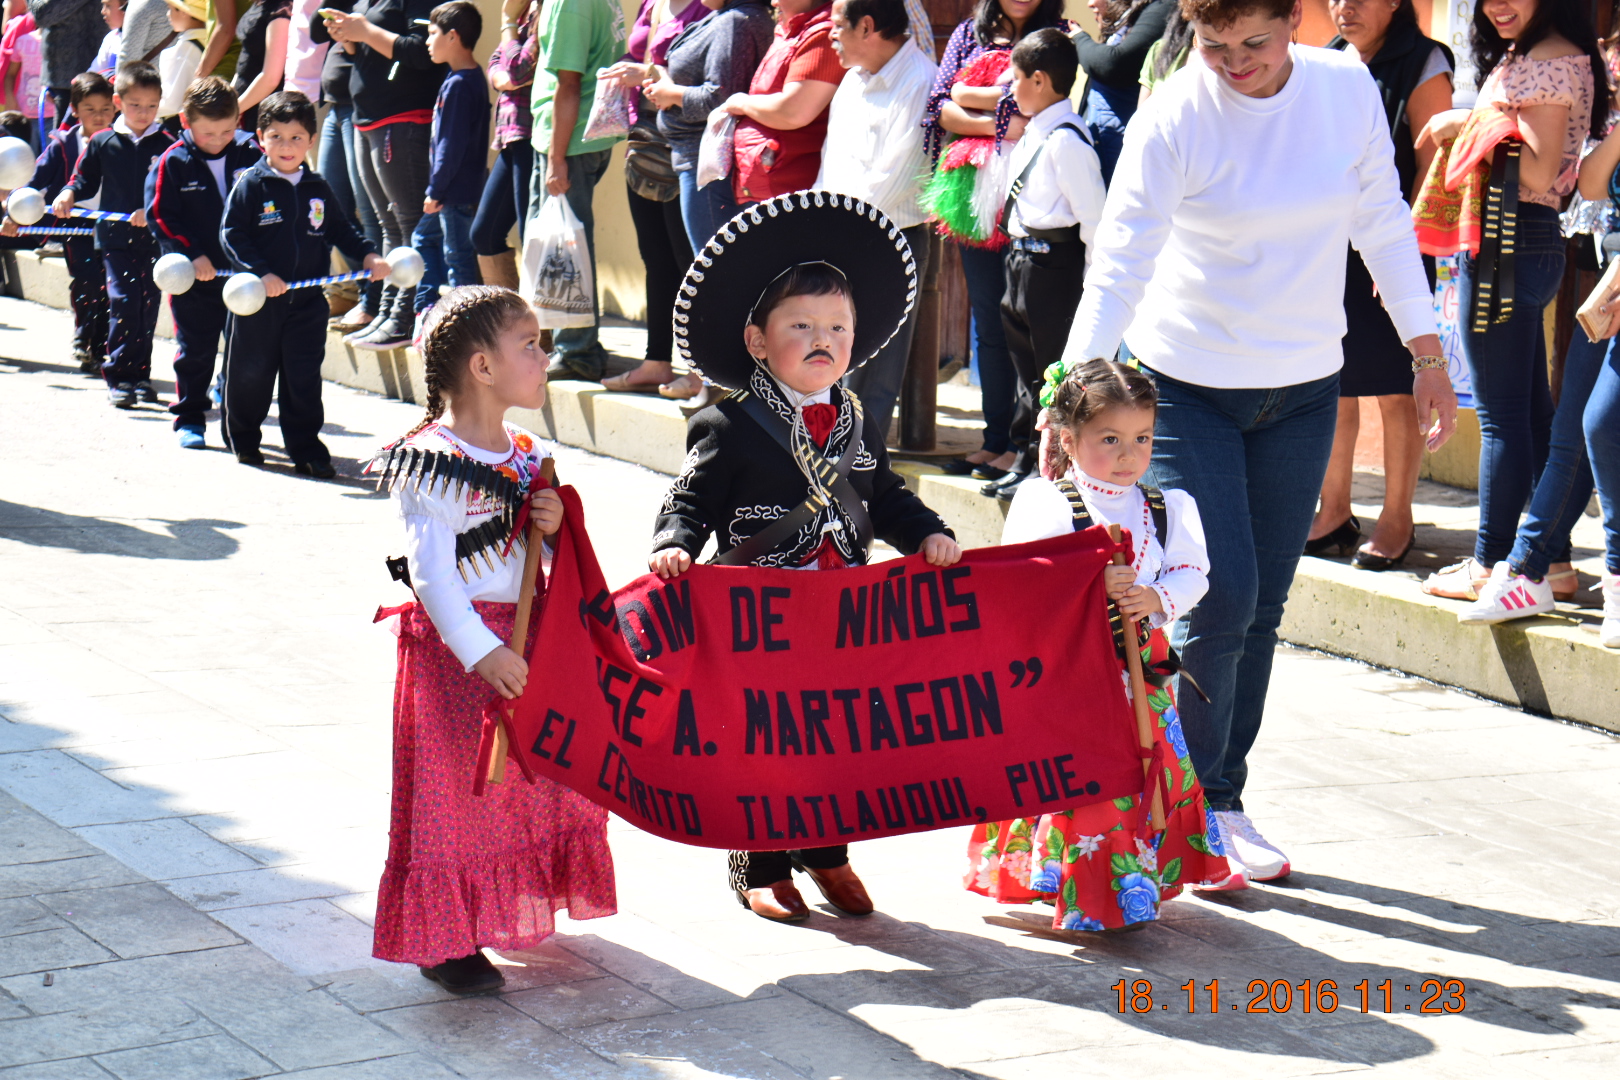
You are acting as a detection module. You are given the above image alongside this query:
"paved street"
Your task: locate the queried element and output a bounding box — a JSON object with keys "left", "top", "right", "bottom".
{"left": 1, "top": 294, "right": 1618, "bottom": 1078}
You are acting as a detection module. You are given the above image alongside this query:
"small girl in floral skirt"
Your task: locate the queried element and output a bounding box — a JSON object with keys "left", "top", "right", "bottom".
{"left": 965, "top": 359, "right": 1231, "bottom": 931}
{"left": 371, "top": 286, "right": 616, "bottom": 991}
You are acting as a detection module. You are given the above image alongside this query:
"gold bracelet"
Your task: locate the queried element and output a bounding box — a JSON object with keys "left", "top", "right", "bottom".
{"left": 1411, "top": 354, "right": 1447, "bottom": 374}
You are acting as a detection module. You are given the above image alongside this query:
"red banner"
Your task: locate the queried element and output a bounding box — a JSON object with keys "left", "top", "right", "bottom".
{"left": 508, "top": 488, "right": 1146, "bottom": 850}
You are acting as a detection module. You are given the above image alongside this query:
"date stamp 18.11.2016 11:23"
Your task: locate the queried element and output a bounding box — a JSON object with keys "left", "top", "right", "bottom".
{"left": 1112, "top": 978, "right": 1468, "bottom": 1015}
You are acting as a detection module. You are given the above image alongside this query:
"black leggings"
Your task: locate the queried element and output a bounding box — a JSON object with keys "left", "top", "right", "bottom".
{"left": 356, "top": 120, "right": 432, "bottom": 321}
{"left": 624, "top": 184, "right": 690, "bottom": 365}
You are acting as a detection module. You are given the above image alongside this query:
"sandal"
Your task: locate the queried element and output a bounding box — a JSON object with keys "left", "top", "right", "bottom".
{"left": 600, "top": 371, "right": 665, "bottom": 393}
{"left": 659, "top": 373, "right": 705, "bottom": 401}
{"left": 1546, "top": 563, "right": 1579, "bottom": 602}
{"left": 1421, "top": 557, "right": 1486, "bottom": 601}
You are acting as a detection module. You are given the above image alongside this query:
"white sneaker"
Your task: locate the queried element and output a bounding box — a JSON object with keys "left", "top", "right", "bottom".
{"left": 1214, "top": 811, "right": 1290, "bottom": 881}
{"left": 1458, "top": 561, "right": 1555, "bottom": 624}
{"left": 1602, "top": 573, "right": 1620, "bottom": 649}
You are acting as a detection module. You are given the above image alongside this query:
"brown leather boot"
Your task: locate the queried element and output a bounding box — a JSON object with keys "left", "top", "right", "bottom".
{"left": 794, "top": 861, "right": 874, "bottom": 916}
{"left": 477, "top": 252, "right": 519, "bottom": 291}
{"left": 736, "top": 879, "right": 810, "bottom": 922}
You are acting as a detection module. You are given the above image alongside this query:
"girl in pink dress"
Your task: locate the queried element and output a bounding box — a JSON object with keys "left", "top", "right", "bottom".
{"left": 371, "top": 286, "right": 616, "bottom": 992}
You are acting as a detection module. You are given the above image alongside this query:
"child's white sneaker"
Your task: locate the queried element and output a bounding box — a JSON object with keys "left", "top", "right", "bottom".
{"left": 1459, "top": 561, "right": 1555, "bottom": 624}
{"left": 1213, "top": 810, "right": 1289, "bottom": 881}
{"left": 1602, "top": 573, "right": 1620, "bottom": 649}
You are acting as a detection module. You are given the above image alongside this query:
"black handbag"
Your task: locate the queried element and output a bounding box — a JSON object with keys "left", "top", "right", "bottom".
{"left": 625, "top": 113, "right": 678, "bottom": 203}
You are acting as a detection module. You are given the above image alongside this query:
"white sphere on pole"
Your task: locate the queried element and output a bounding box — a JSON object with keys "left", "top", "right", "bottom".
{"left": 5, "top": 186, "right": 45, "bottom": 227}
{"left": 222, "top": 273, "right": 267, "bottom": 317}
{"left": 0, "top": 137, "right": 36, "bottom": 190}
{"left": 384, "top": 246, "right": 425, "bottom": 289}
{"left": 154, "top": 252, "right": 197, "bottom": 295}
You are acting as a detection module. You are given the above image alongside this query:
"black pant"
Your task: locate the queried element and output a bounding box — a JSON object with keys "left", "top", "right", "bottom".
{"left": 356, "top": 121, "right": 432, "bottom": 324}
{"left": 625, "top": 183, "right": 691, "bottom": 365}
{"left": 169, "top": 278, "right": 229, "bottom": 430}
{"left": 65, "top": 235, "right": 107, "bottom": 361}
{"left": 729, "top": 846, "right": 850, "bottom": 892}
{"left": 223, "top": 290, "right": 329, "bottom": 463}
{"left": 1002, "top": 239, "right": 1086, "bottom": 474}
{"left": 102, "top": 239, "right": 160, "bottom": 385}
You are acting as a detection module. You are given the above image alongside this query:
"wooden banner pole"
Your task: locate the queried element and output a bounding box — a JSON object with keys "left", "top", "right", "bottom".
{"left": 1108, "top": 524, "right": 1165, "bottom": 832}
{"left": 487, "top": 457, "right": 556, "bottom": 785}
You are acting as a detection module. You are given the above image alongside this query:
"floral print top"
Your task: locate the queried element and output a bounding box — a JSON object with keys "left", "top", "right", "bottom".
{"left": 922, "top": 17, "right": 1073, "bottom": 159}
{"left": 1478, "top": 50, "right": 1596, "bottom": 209}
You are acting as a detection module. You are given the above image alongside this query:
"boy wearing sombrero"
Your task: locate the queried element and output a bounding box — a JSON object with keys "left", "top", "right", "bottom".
{"left": 651, "top": 191, "right": 961, "bottom": 923}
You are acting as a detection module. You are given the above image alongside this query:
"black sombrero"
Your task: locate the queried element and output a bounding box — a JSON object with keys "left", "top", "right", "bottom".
{"left": 673, "top": 191, "right": 918, "bottom": 391}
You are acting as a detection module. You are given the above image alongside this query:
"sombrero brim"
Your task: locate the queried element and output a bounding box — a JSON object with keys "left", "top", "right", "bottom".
{"left": 672, "top": 191, "right": 918, "bottom": 391}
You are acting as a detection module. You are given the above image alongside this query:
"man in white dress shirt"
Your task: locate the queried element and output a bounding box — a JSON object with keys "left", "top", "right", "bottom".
{"left": 985, "top": 28, "right": 1106, "bottom": 503}
{"left": 818, "top": 0, "right": 936, "bottom": 439}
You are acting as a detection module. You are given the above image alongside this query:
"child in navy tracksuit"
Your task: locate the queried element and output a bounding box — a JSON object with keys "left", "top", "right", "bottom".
{"left": 20, "top": 72, "right": 116, "bottom": 374}
{"left": 147, "top": 76, "right": 263, "bottom": 448}
{"left": 220, "top": 91, "right": 382, "bottom": 477}
{"left": 55, "top": 61, "right": 176, "bottom": 409}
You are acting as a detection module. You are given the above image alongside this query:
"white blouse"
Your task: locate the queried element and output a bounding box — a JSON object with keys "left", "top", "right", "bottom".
{"left": 393, "top": 422, "right": 551, "bottom": 670}
{"left": 1001, "top": 467, "right": 1210, "bottom": 628}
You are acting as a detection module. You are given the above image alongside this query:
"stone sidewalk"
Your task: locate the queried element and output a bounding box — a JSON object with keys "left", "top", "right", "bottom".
{"left": 1, "top": 295, "right": 1618, "bottom": 1078}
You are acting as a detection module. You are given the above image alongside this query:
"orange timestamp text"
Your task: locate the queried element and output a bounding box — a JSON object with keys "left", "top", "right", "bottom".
{"left": 1111, "top": 978, "right": 1467, "bottom": 1015}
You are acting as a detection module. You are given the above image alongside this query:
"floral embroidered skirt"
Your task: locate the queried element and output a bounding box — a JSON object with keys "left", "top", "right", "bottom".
{"left": 373, "top": 601, "right": 617, "bottom": 966}
{"left": 964, "top": 627, "right": 1230, "bottom": 931}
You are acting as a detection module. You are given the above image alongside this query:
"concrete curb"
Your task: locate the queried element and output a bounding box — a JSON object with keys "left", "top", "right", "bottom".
{"left": 10, "top": 249, "right": 1615, "bottom": 733}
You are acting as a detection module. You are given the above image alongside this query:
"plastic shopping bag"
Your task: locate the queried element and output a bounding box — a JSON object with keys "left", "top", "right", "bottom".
{"left": 519, "top": 196, "right": 595, "bottom": 329}
{"left": 582, "top": 70, "right": 630, "bottom": 142}
{"left": 695, "top": 107, "right": 736, "bottom": 190}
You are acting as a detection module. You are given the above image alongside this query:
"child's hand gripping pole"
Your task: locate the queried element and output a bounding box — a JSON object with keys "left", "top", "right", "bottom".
{"left": 211, "top": 247, "right": 424, "bottom": 316}
{"left": 487, "top": 457, "right": 558, "bottom": 785}
{"left": 1108, "top": 523, "right": 1166, "bottom": 833}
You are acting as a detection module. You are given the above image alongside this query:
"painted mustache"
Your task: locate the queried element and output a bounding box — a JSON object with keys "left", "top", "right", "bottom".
{"left": 804, "top": 349, "right": 834, "bottom": 363}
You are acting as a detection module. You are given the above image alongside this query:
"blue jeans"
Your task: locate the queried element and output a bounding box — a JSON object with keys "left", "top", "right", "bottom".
{"left": 960, "top": 242, "right": 1014, "bottom": 455}
{"left": 1457, "top": 204, "right": 1566, "bottom": 566}
{"left": 1585, "top": 338, "right": 1620, "bottom": 574}
{"left": 1083, "top": 81, "right": 1136, "bottom": 187}
{"left": 472, "top": 141, "right": 534, "bottom": 256}
{"left": 319, "top": 103, "right": 384, "bottom": 315}
{"left": 1147, "top": 367, "right": 1340, "bottom": 811}
{"left": 1507, "top": 329, "right": 1601, "bottom": 579}
{"left": 531, "top": 148, "right": 612, "bottom": 373}
{"left": 411, "top": 205, "right": 479, "bottom": 314}
{"left": 677, "top": 167, "right": 739, "bottom": 252}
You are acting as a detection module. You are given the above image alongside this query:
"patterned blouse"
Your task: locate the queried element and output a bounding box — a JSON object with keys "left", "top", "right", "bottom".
{"left": 489, "top": 33, "right": 537, "bottom": 150}
{"left": 1478, "top": 50, "right": 1595, "bottom": 209}
{"left": 922, "top": 17, "right": 1073, "bottom": 159}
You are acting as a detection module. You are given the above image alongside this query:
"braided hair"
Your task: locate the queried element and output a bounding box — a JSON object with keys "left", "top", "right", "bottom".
{"left": 402, "top": 286, "right": 535, "bottom": 440}
{"left": 1043, "top": 358, "right": 1158, "bottom": 479}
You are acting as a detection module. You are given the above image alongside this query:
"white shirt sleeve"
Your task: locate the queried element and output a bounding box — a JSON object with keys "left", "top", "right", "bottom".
{"left": 1056, "top": 133, "right": 1108, "bottom": 252}
{"left": 1000, "top": 476, "right": 1077, "bottom": 545}
{"left": 404, "top": 514, "right": 505, "bottom": 671}
{"left": 1062, "top": 106, "right": 1186, "bottom": 366}
{"left": 1348, "top": 70, "right": 1438, "bottom": 345}
{"left": 1146, "top": 488, "right": 1210, "bottom": 628}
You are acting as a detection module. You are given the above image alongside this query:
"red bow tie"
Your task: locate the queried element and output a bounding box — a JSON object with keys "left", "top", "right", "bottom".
{"left": 801, "top": 402, "right": 836, "bottom": 448}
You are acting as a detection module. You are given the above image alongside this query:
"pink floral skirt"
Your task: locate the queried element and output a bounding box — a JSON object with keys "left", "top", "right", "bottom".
{"left": 964, "top": 627, "right": 1230, "bottom": 931}
{"left": 372, "top": 601, "right": 616, "bottom": 966}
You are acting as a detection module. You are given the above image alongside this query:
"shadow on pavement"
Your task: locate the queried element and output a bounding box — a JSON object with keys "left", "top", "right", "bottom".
{"left": 0, "top": 500, "right": 243, "bottom": 559}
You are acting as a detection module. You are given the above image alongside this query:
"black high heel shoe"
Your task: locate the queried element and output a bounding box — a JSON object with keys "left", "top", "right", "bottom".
{"left": 1352, "top": 530, "right": 1416, "bottom": 572}
{"left": 1303, "top": 515, "right": 1361, "bottom": 557}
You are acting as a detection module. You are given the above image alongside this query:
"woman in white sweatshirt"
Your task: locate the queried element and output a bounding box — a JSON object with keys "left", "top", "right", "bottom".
{"left": 1056, "top": 0, "right": 1456, "bottom": 883}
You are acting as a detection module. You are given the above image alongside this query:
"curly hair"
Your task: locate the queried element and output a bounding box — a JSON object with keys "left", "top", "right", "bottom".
{"left": 1178, "top": 0, "right": 1295, "bottom": 31}
{"left": 1043, "top": 358, "right": 1158, "bottom": 478}
{"left": 402, "top": 286, "right": 535, "bottom": 439}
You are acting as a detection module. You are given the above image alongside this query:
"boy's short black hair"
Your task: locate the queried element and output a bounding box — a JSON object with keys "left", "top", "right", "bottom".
{"left": 838, "top": 0, "right": 909, "bottom": 39}
{"left": 255, "top": 90, "right": 318, "bottom": 136}
{"left": 430, "top": 1, "right": 482, "bottom": 50}
{"left": 70, "top": 71, "right": 114, "bottom": 110}
{"left": 114, "top": 61, "right": 163, "bottom": 98}
{"left": 1010, "top": 27, "right": 1079, "bottom": 95}
{"left": 183, "top": 76, "right": 239, "bottom": 123}
{"left": 748, "top": 263, "right": 856, "bottom": 330}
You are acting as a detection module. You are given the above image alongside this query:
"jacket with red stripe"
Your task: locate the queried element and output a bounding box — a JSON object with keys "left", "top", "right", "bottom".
{"left": 30, "top": 124, "right": 84, "bottom": 202}
{"left": 145, "top": 130, "right": 262, "bottom": 267}
{"left": 66, "top": 118, "right": 177, "bottom": 251}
